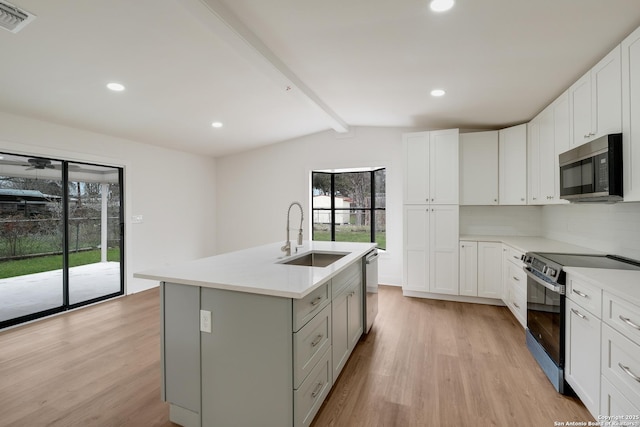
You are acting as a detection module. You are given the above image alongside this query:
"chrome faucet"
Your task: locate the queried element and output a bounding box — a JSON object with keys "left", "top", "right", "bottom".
{"left": 282, "top": 201, "right": 304, "bottom": 256}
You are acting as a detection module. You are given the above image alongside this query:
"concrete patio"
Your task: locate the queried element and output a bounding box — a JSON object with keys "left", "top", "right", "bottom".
{"left": 0, "top": 262, "right": 121, "bottom": 323}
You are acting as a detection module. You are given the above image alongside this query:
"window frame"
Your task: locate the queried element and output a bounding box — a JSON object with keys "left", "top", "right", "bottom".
{"left": 311, "top": 168, "right": 386, "bottom": 250}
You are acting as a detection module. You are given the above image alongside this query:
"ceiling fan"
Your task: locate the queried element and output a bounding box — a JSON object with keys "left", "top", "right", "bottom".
{"left": 25, "top": 158, "right": 56, "bottom": 170}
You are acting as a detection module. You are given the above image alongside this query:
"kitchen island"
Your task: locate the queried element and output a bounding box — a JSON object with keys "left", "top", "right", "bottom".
{"left": 135, "top": 241, "right": 376, "bottom": 427}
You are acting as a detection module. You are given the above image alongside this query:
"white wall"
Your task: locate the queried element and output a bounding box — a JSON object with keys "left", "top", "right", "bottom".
{"left": 215, "top": 126, "right": 405, "bottom": 285}
{"left": 542, "top": 202, "right": 640, "bottom": 260}
{"left": 0, "top": 112, "right": 217, "bottom": 294}
{"left": 460, "top": 206, "right": 543, "bottom": 236}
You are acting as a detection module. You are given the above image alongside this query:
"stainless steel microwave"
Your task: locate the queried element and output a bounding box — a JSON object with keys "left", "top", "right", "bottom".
{"left": 559, "top": 133, "right": 623, "bottom": 203}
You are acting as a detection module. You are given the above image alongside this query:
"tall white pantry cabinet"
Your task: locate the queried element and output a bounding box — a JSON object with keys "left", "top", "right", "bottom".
{"left": 402, "top": 129, "right": 460, "bottom": 296}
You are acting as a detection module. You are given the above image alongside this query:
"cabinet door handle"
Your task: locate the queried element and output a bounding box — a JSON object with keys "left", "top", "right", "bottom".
{"left": 513, "top": 302, "right": 520, "bottom": 309}
{"left": 512, "top": 276, "right": 520, "bottom": 282}
{"left": 584, "top": 133, "right": 591, "bottom": 138}
{"left": 513, "top": 255, "right": 519, "bottom": 260}
{"left": 311, "top": 382, "right": 324, "bottom": 397}
{"left": 310, "top": 296, "right": 322, "bottom": 306}
{"left": 571, "top": 308, "right": 586, "bottom": 320}
{"left": 572, "top": 289, "right": 588, "bottom": 298}
{"left": 311, "top": 334, "right": 324, "bottom": 347}
{"left": 618, "top": 363, "right": 640, "bottom": 383}
{"left": 619, "top": 315, "right": 640, "bottom": 331}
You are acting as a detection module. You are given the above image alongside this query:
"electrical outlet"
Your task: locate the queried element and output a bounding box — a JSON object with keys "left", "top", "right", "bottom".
{"left": 200, "top": 310, "right": 212, "bottom": 333}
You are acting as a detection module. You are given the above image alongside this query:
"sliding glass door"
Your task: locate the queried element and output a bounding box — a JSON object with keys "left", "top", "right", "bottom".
{"left": 67, "top": 163, "right": 123, "bottom": 306}
{"left": 0, "top": 153, "right": 124, "bottom": 328}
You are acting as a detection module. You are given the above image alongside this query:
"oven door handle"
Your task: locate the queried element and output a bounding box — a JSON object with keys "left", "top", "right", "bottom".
{"left": 523, "top": 267, "right": 565, "bottom": 295}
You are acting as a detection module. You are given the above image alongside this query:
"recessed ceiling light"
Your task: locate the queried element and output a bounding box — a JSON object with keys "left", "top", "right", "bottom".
{"left": 211, "top": 122, "right": 223, "bottom": 128}
{"left": 430, "top": 89, "right": 446, "bottom": 97}
{"left": 430, "top": 0, "right": 454, "bottom": 12}
{"left": 106, "top": 82, "right": 125, "bottom": 92}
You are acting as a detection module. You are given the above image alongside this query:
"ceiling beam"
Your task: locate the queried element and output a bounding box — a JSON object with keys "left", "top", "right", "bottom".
{"left": 181, "top": 0, "right": 349, "bottom": 133}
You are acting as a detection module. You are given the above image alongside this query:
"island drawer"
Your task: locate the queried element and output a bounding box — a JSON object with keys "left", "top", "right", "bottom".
{"left": 567, "top": 275, "right": 602, "bottom": 317}
{"left": 603, "top": 292, "right": 640, "bottom": 346}
{"left": 294, "top": 347, "right": 331, "bottom": 427}
{"left": 293, "top": 304, "right": 331, "bottom": 389}
{"left": 331, "top": 262, "right": 361, "bottom": 298}
{"left": 293, "top": 282, "right": 330, "bottom": 332}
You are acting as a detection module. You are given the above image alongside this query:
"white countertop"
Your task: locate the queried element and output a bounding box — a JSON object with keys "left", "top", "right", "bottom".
{"left": 459, "top": 235, "right": 602, "bottom": 255}
{"left": 134, "top": 241, "right": 376, "bottom": 299}
{"left": 460, "top": 235, "right": 640, "bottom": 306}
{"left": 563, "top": 267, "right": 640, "bottom": 307}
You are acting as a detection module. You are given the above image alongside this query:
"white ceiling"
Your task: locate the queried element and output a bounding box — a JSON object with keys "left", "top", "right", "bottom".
{"left": 1, "top": 0, "right": 640, "bottom": 158}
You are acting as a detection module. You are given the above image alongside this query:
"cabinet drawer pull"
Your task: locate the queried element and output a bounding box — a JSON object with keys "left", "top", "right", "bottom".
{"left": 512, "top": 276, "right": 520, "bottom": 282}
{"left": 513, "top": 302, "right": 520, "bottom": 309}
{"left": 571, "top": 308, "right": 587, "bottom": 320}
{"left": 310, "top": 296, "right": 323, "bottom": 306}
{"left": 618, "top": 363, "right": 640, "bottom": 383}
{"left": 311, "top": 334, "right": 324, "bottom": 347}
{"left": 619, "top": 315, "right": 640, "bottom": 331}
{"left": 513, "top": 255, "right": 519, "bottom": 260}
{"left": 311, "top": 382, "right": 324, "bottom": 398}
{"left": 572, "top": 289, "right": 588, "bottom": 298}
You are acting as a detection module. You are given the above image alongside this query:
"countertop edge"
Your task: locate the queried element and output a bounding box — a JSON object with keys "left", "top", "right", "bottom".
{"left": 134, "top": 241, "right": 376, "bottom": 299}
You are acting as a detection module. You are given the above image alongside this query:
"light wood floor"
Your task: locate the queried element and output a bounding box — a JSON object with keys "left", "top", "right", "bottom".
{"left": 0, "top": 285, "right": 592, "bottom": 426}
{"left": 312, "top": 286, "right": 593, "bottom": 427}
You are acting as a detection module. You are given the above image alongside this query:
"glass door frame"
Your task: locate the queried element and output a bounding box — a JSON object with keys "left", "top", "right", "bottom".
{"left": 0, "top": 153, "right": 125, "bottom": 329}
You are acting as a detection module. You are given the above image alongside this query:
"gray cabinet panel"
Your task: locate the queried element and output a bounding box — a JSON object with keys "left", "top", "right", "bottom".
{"left": 200, "top": 288, "right": 293, "bottom": 427}
{"left": 162, "top": 283, "right": 201, "bottom": 414}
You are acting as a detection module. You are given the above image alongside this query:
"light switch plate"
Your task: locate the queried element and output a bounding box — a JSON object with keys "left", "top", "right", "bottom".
{"left": 200, "top": 310, "right": 212, "bottom": 333}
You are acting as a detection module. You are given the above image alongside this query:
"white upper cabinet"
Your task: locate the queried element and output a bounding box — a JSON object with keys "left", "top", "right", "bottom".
{"left": 403, "top": 129, "right": 459, "bottom": 205}
{"left": 499, "top": 124, "right": 528, "bottom": 205}
{"left": 528, "top": 92, "right": 569, "bottom": 205}
{"left": 430, "top": 129, "right": 460, "bottom": 204}
{"left": 403, "top": 131, "right": 430, "bottom": 204}
{"left": 554, "top": 90, "right": 571, "bottom": 156}
{"left": 622, "top": 26, "right": 640, "bottom": 201}
{"left": 460, "top": 131, "right": 499, "bottom": 205}
{"left": 569, "top": 45, "right": 622, "bottom": 148}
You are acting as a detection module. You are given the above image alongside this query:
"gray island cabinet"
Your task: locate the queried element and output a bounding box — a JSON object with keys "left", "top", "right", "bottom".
{"left": 135, "top": 241, "right": 375, "bottom": 427}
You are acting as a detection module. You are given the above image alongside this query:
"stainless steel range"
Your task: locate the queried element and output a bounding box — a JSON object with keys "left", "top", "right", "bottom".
{"left": 522, "top": 252, "right": 640, "bottom": 394}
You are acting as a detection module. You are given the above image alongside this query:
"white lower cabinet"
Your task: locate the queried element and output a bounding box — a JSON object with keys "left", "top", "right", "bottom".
{"left": 459, "top": 241, "right": 478, "bottom": 296}
{"left": 565, "top": 298, "right": 601, "bottom": 418}
{"left": 459, "top": 241, "right": 502, "bottom": 299}
{"left": 502, "top": 245, "right": 526, "bottom": 327}
{"left": 477, "top": 242, "right": 502, "bottom": 299}
{"left": 403, "top": 205, "right": 459, "bottom": 295}
{"left": 562, "top": 274, "right": 640, "bottom": 421}
{"left": 600, "top": 291, "right": 640, "bottom": 418}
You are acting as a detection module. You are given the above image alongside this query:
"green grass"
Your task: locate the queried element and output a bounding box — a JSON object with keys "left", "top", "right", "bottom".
{"left": 0, "top": 249, "right": 120, "bottom": 280}
{"left": 313, "top": 231, "right": 386, "bottom": 250}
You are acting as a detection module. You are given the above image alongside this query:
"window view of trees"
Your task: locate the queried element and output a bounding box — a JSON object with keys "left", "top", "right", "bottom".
{"left": 312, "top": 168, "right": 386, "bottom": 250}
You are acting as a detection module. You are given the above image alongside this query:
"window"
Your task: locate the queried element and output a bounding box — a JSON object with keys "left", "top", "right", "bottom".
{"left": 311, "top": 168, "right": 386, "bottom": 250}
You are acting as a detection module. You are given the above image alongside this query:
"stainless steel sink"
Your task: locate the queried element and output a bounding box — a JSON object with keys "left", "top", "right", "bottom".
{"left": 279, "top": 251, "right": 348, "bottom": 267}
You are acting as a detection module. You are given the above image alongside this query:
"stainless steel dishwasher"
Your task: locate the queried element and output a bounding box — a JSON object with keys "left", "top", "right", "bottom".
{"left": 364, "top": 248, "right": 379, "bottom": 333}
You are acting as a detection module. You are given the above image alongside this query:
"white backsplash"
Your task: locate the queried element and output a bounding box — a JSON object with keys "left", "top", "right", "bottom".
{"left": 460, "top": 206, "right": 543, "bottom": 236}
{"left": 542, "top": 202, "right": 640, "bottom": 260}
